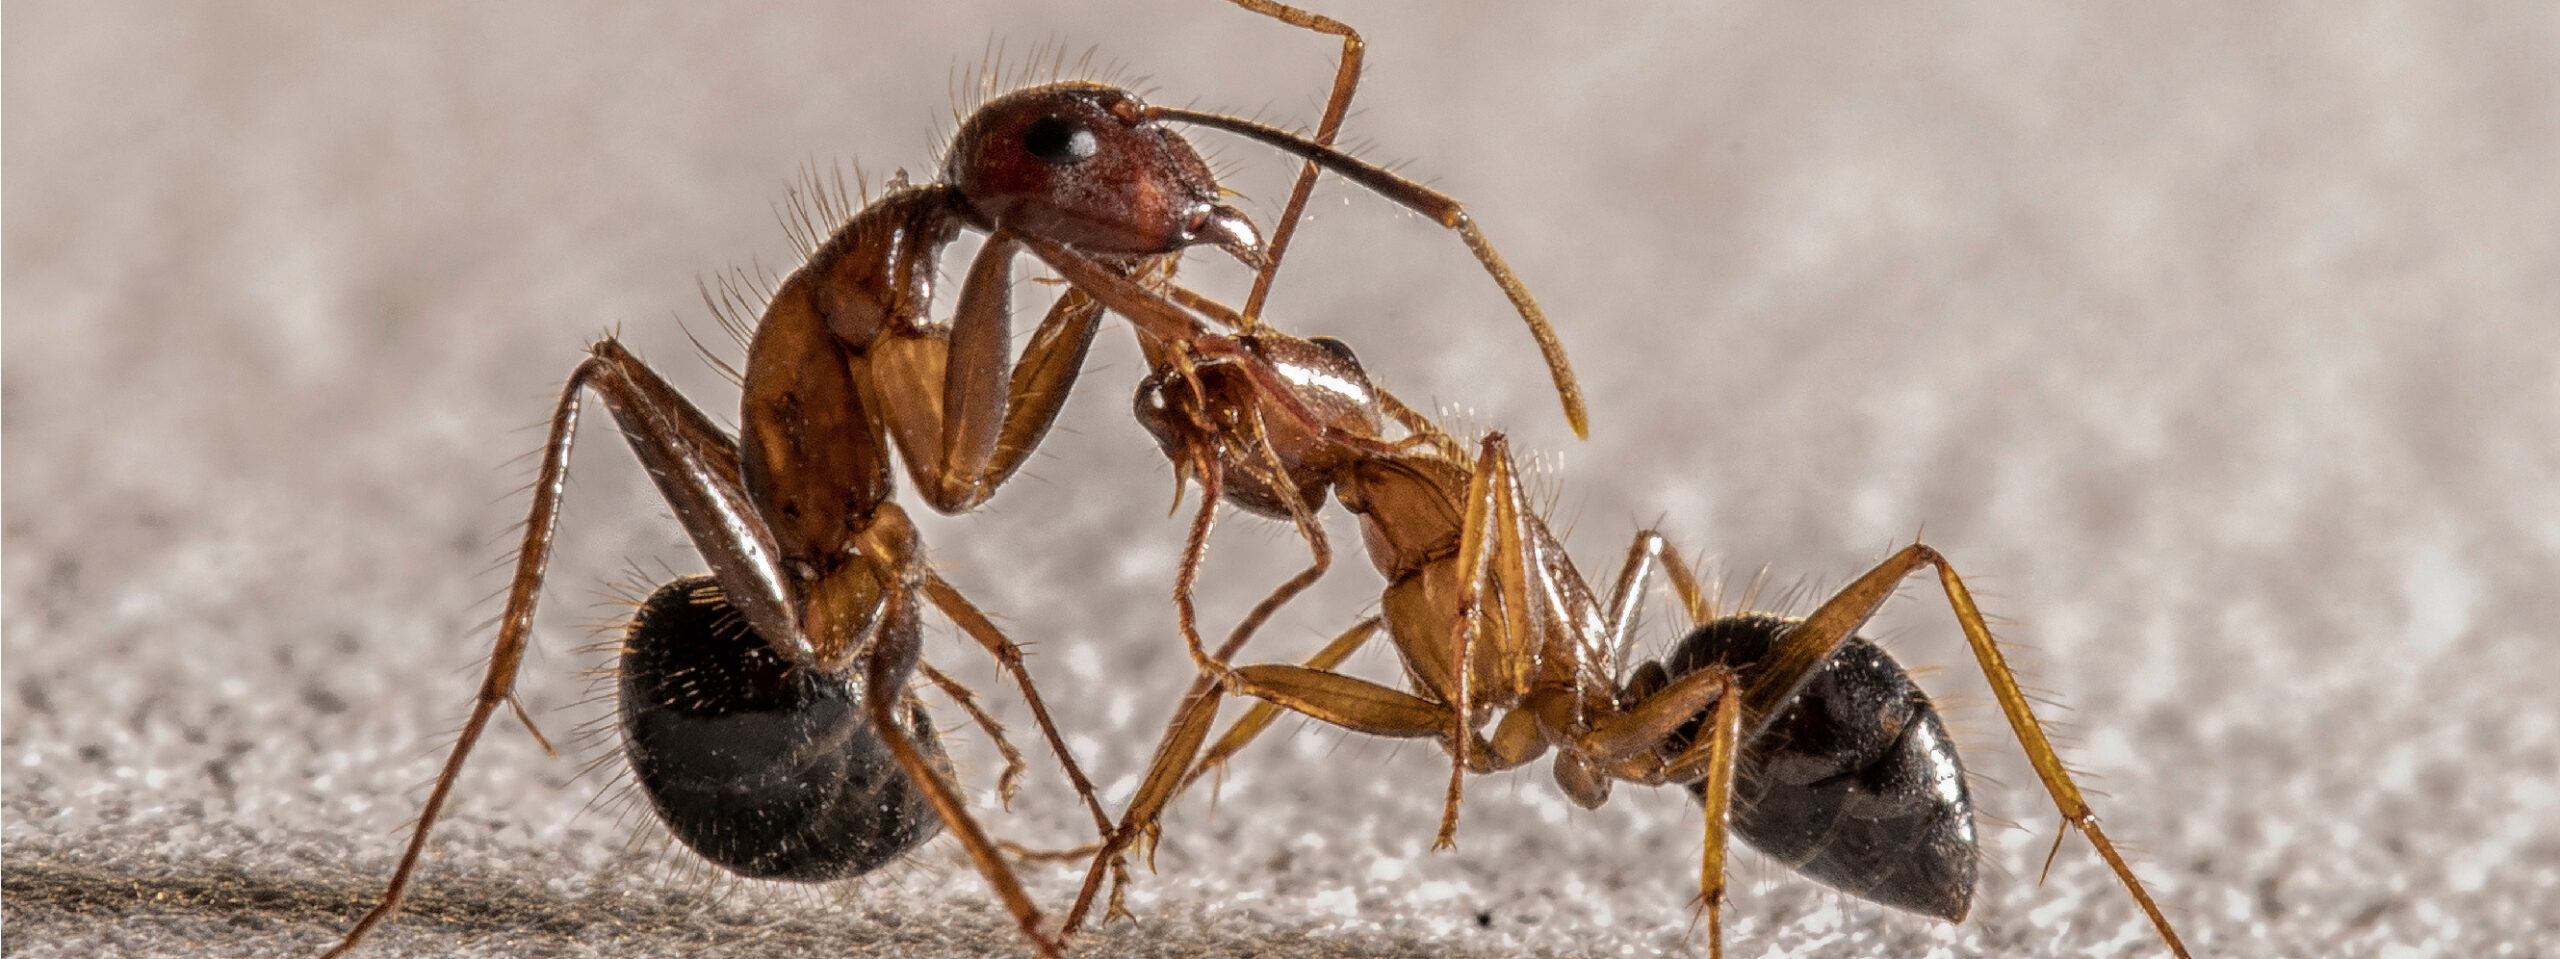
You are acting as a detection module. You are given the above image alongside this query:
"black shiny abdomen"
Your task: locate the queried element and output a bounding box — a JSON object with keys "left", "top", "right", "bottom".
{"left": 1662, "top": 614, "right": 1978, "bottom": 921}
{"left": 618, "top": 576, "right": 945, "bottom": 881}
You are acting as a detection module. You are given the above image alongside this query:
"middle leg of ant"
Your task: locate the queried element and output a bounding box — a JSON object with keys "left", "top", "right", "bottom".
{"left": 853, "top": 515, "right": 1067, "bottom": 959}
{"left": 919, "top": 660, "right": 1105, "bottom": 866}
{"left": 921, "top": 570, "right": 1113, "bottom": 836}
{"left": 1732, "top": 543, "right": 2192, "bottom": 959}
{"left": 916, "top": 661, "right": 1029, "bottom": 809}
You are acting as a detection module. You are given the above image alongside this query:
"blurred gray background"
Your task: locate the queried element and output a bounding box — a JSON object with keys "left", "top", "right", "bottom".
{"left": 7, "top": 1, "right": 2557, "bottom": 956}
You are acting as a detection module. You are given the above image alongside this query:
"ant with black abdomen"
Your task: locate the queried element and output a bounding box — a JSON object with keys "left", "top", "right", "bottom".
{"left": 1054, "top": 291, "right": 2197, "bottom": 957}
{"left": 316, "top": 2, "right": 1582, "bottom": 956}
{"left": 1023, "top": 7, "right": 2198, "bottom": 958}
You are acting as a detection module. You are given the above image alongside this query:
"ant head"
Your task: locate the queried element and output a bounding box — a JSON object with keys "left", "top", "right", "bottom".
{"left": 946, "top": 82, "right": 1262, "bottom": 266}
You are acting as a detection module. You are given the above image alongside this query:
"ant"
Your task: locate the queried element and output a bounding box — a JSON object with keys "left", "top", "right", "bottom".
{"left": 1012, "top": 17, "right": 2194, "bottom": 959}
{"left": 1044, "top": 311, "right": 2193, "bottom": 955}
{"left": 319, "top": 1, "right": 1584, "bottom": 956}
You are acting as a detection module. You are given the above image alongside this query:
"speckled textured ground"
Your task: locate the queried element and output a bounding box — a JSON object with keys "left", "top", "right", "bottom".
{"left": 7, "top": 2, "right": 2558, "bottom": 957}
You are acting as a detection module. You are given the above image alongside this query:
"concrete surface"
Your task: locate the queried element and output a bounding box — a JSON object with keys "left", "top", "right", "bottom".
{"left": 7, "top": 1, "right": 2557, "bottom": 956}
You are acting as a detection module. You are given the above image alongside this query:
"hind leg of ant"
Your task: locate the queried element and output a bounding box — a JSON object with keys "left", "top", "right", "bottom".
{"left": 321, "top": 338, "right": 815, "bottom": 959}
{"left": 322, "top": 342, "right": 819, "bottom": 956}
{"left": 1745, "top": 543, "right": 2191, "bottom": 958}
{"left": 1667, "top": 665, "right": 1746, "bottom": 959}
{"left": 915, "top": 661, "right": 1030, "bottom": 811}
{"left": 922, "top": 569, "right": 1113, "bottom": 836}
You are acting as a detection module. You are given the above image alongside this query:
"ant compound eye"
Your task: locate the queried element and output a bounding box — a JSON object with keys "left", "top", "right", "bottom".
{"left": 1023, "top": 115, "right": 1099, "bottom": 165}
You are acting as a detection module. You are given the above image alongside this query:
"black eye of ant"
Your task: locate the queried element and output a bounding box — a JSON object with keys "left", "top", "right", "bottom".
{"left": 1023, "top": 115, "right": 1098, "bottom": 165}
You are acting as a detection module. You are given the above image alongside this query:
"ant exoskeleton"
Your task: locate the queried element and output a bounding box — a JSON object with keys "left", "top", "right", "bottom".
{"left": 1034, "top": 305, "right": 2193, "bottom": 955}
{"left": 320, "top": 2, "right": 1584, "bottom": 956}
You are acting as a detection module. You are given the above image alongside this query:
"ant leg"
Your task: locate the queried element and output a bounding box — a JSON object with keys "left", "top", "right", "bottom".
{"left": 916, "top": 661, "right": 1028, "bottom": 809}
{"left": 1429, "top": 432, "right": 1544, "bottom": 848}
{"left": 323, "top": 339, "right": 799, "bottom": 958}
{"left": 922, "top": 570, "right": 1114, "bottom": 836}
{"left": 1551, "top": 532, "right": 1734, "bottom": 765}
{"left": 1739, "top": 544, "right": 2190, "bottom": 959}
{"left": 982, "top": 288, "right": 1108, "bottom": 490}
{"left": 1688, "top": 668, "right": 1745, "bottom": 959}
{"left": 1060, "top": 683, "right": 1220, "bottom": 935}
{"left": 853, "top": 509, "right": 1067, "bottom": 959}
{"left": 1220, "top": 0, "right": 1365, "bottom": 323}
{"left": 1173, "top": 452, "right": 1232, "bottom": 676}
{"left": 864, "top": 230, "right": 1112, "bottom": 515}
{"left": 1164, "top": 285, "right": 1460, "bottom": 461}
{"left": 1179, "top": 616, "right": 1382, "bottom": 795}
{"left": 1598, "top": 530, "right": 1675, "bottom": 680}
{"left": 1139, "top": 107, "right": 1586, "bottom": 437}
{"left": 1060, "top": 450, "right": 1336, "bottom": 936}
{"left": 1922, "top": 548, "right": 2193, "bottom": 959}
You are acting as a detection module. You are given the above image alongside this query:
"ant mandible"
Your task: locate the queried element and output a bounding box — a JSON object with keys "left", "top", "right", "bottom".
{"left": 318, "top": 1, "right": 1585, "bottom": 956}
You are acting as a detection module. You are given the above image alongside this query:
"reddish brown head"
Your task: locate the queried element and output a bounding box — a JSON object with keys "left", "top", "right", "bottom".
{"left": 944, "top": 82, "right": 1261, "bottom": 265}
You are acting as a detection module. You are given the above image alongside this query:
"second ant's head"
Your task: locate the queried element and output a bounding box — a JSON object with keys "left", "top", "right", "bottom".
{"left": 944, "top": 82, "right": 1261, "bottom": 266}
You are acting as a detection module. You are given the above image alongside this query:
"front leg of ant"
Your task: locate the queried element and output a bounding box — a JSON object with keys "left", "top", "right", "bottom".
{"left": 866, "top": 232, "right": 1111, "bottom": 514}
{"left": 1173, "top": 450, "right": 1236, "bottom": 680}
{"left": 320, "top": 340, "right": 800, "bottom": 959}
{"left": 1221, "top": 0, "right": 1364, "bottom": 322}
{"left": 852, "top": 509, "right": 1067, "bottom": 959}
{"left": 1027, "top": 237, "right": 1402, "bottom": 460}
{"left": 1431, "top": 432, "right": 1541, "bottom": 848}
